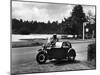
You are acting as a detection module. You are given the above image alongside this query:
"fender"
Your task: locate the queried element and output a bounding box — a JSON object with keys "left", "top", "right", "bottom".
{"left": 38, "top": 49, "right": 47, "bottom": 54}
{"left": 68, "top": 48, "right": 76, "bottom": 57}
{"left": 38, "top": 49, "right": 42, "bottom": 52}
{"left": 68, "top": 48, "right": 73, "bottom": 52}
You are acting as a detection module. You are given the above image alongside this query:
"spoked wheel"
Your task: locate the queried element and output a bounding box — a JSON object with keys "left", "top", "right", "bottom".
{"left": 68, "top": 49, "right": 76, "bottom": 61}
{"left": 36, "top": 52, "right": 47, "bottom": 64}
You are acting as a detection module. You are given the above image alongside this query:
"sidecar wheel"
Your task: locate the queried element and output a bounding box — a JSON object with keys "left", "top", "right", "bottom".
{"left": 36, "top": 52, "right": 47, "bottom": 64}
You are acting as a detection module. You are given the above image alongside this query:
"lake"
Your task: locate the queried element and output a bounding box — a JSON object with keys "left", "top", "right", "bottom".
{"left": 12, "top": 34, "right": 62, "bottom": 42}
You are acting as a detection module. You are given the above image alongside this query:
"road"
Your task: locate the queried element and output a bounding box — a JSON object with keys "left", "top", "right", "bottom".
{"left": 11, "top": 41, "right": 95, "bottom": 74}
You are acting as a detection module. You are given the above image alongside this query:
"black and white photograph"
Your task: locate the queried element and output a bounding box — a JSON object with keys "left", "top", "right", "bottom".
{"left": 11, "top": 0, "right": 96, "bottom": 74}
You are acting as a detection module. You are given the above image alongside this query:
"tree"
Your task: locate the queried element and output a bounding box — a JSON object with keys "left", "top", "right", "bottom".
{"left": 69, "top": 5, "right": 87, "bottom": 35}
{"left": 86, "top": 14, "right": 96, "bottom": 38}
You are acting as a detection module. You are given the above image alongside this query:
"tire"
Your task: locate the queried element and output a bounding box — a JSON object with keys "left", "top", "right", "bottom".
{"left": 36, "top": 52, "right": 47, "bottom": 64}
{"left": 68, "top": 49, "right": 76, "bottom": 61}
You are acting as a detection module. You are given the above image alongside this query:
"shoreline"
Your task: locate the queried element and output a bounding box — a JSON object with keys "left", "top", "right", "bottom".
{"left": 12, "top": 39, "right": 95, "bottom": 48}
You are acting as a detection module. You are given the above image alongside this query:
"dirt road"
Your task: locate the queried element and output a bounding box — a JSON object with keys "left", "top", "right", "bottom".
{"left": 11, "top": 41, "right": 95, "bottom": 74}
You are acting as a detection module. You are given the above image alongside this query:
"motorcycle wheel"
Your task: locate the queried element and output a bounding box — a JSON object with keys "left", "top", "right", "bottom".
{"left": 36, "top": 52, "right": 47, "bottom": 64}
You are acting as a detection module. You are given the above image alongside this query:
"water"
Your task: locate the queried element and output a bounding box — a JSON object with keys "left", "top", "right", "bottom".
{"left": 12, "top": 34, "right": 62, "bottom": 42}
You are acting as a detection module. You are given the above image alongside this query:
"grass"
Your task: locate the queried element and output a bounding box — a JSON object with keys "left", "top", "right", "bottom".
{"left": 12, "top": 39, "right": 47, "bottom": 48}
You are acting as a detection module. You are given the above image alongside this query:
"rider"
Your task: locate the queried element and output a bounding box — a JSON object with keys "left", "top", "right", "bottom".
{"left": 47, "top": 34, "right": 59, "bottom": 47}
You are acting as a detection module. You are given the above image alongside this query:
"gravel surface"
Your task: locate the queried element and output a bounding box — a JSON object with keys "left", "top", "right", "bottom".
{"left": 11, "top": 40, "right": 95, "bottom": 74}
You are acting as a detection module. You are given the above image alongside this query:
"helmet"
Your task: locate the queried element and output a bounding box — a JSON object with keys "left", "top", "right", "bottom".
{"left": 53, "top": 34, "right": 57, "bottom": 39}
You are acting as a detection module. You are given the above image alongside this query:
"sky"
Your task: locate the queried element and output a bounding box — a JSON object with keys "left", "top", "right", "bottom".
{"left": 12, "top": 1, "right": 96, "bottom": 23}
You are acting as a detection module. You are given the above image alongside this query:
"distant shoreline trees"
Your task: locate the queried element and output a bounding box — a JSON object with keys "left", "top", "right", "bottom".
{"left": 12, "top": 19, "right": 60, "bottom": 34}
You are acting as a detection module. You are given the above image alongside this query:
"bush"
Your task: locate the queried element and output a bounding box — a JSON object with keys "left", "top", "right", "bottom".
{"left": 87, "top": 43, "right": 96, "bottom": 61}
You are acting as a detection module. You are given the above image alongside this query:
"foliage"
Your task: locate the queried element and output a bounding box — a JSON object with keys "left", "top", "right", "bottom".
{"left": 12, "top": 19, "right": 60, "bottom": 34}
{"left": 87, "top": 43, "right": 96, "bottom": 66}
{"left": 62, "top": 5, "right": 87, "bottom": 35}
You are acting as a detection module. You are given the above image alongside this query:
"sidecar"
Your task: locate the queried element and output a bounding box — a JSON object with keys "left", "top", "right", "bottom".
{"left": 36, "top": 41, "right": 76, "bottom": 64}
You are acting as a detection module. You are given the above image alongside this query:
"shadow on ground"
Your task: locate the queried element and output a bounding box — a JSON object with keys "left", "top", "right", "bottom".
{"left": 44, "top": 60, "right": 80, "bottom": 66}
